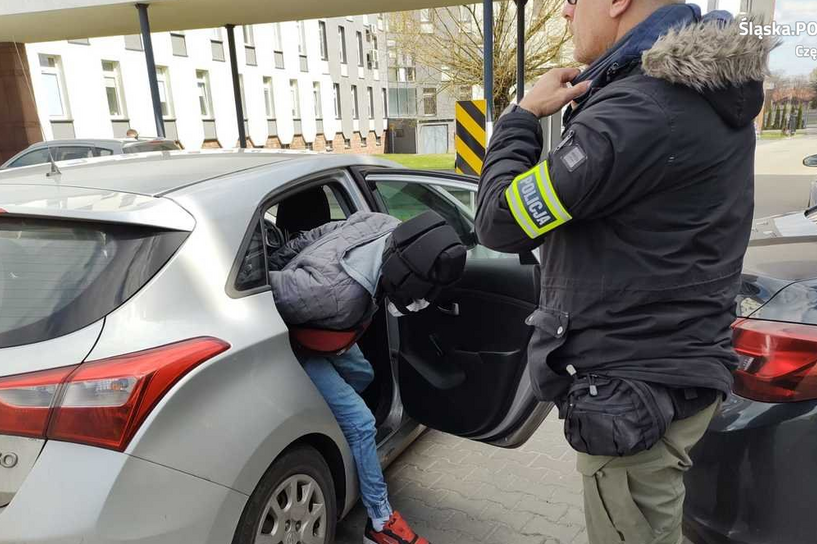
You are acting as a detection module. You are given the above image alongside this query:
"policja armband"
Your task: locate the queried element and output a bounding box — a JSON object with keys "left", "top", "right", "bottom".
{"left": 504, "top": 161, "right": 572, "bottom": 239}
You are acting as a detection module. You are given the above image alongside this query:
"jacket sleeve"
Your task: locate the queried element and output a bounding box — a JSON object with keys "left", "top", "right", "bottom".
{"left": 475, "top": 88, "right": 671, "bottom": 253}
{"left": 268, "top": 220, "right": 344, "bottom": 271}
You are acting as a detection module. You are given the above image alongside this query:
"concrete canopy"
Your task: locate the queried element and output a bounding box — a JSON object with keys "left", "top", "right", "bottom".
{"left": 0, "top": 0, "right": 466, "bottom": 43}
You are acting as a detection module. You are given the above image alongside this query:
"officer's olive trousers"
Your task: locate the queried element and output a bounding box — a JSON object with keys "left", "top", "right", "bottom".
{"left": 576, "top": 401, "right": 719, "bottom": 544}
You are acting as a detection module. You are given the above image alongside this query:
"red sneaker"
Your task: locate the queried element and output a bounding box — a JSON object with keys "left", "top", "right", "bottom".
{"left": 363, "top": 511, "right": 430, "bottom": 544}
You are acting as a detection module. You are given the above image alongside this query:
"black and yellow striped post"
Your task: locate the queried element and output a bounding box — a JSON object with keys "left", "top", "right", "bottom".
{"left": 455, "top": 99, "right": 487, "bottom": 177}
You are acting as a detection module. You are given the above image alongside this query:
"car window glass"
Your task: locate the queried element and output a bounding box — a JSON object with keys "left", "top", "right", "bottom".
{"left": 54, "top": 146, "right": 95, "bottom": 161}
{"left": 9, "top": 148, "right": 52, "bottom": 168}
{"left": 377, "top": 180, "right": 512, "bottom": 260}
{"left": 95, "top": 148, "right": 114, "bottom": 157}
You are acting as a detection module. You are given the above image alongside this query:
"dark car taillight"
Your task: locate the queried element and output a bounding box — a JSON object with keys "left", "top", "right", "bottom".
{"left": 0, "top": 337, "right": 229, "bottom": 450}
{"left": 732, "top": 319, "right": 817, "bottom": 402}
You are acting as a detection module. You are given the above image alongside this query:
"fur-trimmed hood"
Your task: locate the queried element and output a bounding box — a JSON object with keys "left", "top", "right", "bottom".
{"left": 569, "top": 6, "right": 776, "bottom": 128}
{"left": 642, "top": 15, "right": 778, "bottom": 127}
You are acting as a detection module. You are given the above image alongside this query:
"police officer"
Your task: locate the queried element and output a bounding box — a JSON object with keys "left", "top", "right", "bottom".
{"left": 475, "top": 1, "right": 774, "bottom": 543}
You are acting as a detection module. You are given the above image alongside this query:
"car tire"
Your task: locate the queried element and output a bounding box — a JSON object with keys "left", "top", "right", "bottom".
{"left": 233, "top": 444, "right": 337, "bottom": 544}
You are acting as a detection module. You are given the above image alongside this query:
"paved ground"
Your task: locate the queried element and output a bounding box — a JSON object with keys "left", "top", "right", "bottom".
{"left": 336, "top": 410, "right": 590, "bottom": 544}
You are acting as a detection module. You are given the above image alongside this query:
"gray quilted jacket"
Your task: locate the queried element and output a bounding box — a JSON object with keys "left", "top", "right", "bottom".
{"left": 269, "top": 212, "right": 400, "bottom": 330}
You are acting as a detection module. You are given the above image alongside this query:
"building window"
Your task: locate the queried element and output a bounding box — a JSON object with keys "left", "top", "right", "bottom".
{"left": 196, "top": 70, "right": 213, "bottom": 118}
{"left": 170, "top": 31, "right": 187, "bottom": 57}
{"left": 367, "top": 87, "right": 374, "bottom": 120}
{"left": 460, "top": 5, "right": 476, "bottom": 33}
{"left": 356, "top": 31, "right": 364, "bottom": 67}
{"left": 351, "top": 85, "right": 359, "bottom": 119}
{"left": 319, "top": 21, "right": 329, "bottom": 60}
{"left": 361, "top": 134, "right": 367, "bottom": 147}
{"left": 211, "top": 28, "right": 225, "bottom": 62}
{"left": 376, "top": 135, "right": 382, "bottom": 146}
{"left": 68, "top": 38, "right": 90, "bottom": 45}
{"left": 272, "top": 23, "right": 284, "bottom": 69}
{"left": 458, "top": 85, "right": 472, "bottom": 101}
{"left": 344, "top": 137, "right": 351, "bottom": 149}
{"left": 420, "top": 9, "right": 434, "bottom": 34}
{"left": 423, "top": 88, "right": 437, "bottom": 116}
{"left": 39, "top": 54, "right": 70, "bottom": 119}
{"left": 441, "top": 65, "right": 451, "bottom": 82}
{"left": 124, "top": 34, "right": 143, "bottom": 51}
{"left": 333, "top": 83, "right": 341, "bottom": 119}
{"left": 243, "top": 25, "right": 257, "bottom": 66}
{"left": 156, "top": 66, "right": 174, "bottom": 118}
{"left": 264, "top": 77, "right": 276, "bottom": 119}
{"left": 102, "top": 60, "right": 126, "bottom": 119}
{"left": 338, "top": 26, "right": 348, "bottom": 64}
{"left": 382, "top": 88, "right": 388, "bottom": 118}
{"left": 326, "top": 140, "right": 333, "bottom": 152}
{"left": 373, "top": 34, "right": 379, "bottom": 51}
{"left": 313, "top": 82, "right": 323, "bottom": 119}
{"left": 298, "top": 21, "right": 308, "bottom": 56}
{"left": 406, "top": 67, "right": 416, "bottom": 82}
{"left": 290, "top": 79, "right": 301, "bottom": 119}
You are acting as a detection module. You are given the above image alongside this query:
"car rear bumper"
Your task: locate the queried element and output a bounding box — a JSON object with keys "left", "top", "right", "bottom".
{"left": 0, "top": 439, "right": 247, "bottom": 543}
{"left": 684, "top": 394, "right": 817, "bottom": 544}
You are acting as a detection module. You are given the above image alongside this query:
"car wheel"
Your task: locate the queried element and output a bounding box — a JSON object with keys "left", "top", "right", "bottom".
{"left": 233, "top": 444, "right": 337, "bottom": 544}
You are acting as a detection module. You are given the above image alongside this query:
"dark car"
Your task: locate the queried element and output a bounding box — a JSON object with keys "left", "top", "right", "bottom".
{"left": 0, "top": 138, "right": 180, "bottom": 169}
{"left": 684, "top": 205, "right": 817, "bottom": 544}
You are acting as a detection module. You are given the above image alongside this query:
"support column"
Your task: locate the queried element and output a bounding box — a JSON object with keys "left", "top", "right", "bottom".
{"left": 483, "top": 0, "right": 494, "bottom": 141}
{"left": 515, "top": 0, "right": 527, "bottom": 103}
{"left": 136, "top": 3, "right": 165, "bottom": 138}
{"left": 226, "top": 24, "right": 247, "bottom": 148}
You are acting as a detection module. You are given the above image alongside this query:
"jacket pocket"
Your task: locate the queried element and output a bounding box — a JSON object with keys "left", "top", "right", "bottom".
{"left": 525, "top": 307, "right": 570, "bottom": 401}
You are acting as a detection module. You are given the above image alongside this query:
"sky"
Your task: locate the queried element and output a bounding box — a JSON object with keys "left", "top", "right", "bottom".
{"left": 687, "top": 0, "right": 817, "bottom": 77}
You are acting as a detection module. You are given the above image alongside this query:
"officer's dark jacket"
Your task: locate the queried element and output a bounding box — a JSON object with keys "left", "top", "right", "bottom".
{"left": 476, "top": 13, "right": 775, "bottom": 401}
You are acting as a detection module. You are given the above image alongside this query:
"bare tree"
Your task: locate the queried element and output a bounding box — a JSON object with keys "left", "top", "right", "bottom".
{"left": 389, "top": 1, "right": 574, "bottom": 115}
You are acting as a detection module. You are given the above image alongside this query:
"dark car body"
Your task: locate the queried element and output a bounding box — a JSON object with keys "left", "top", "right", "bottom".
{"left": 684, "top": 209, "right": 817, "bottom": 544}
{"left": 0, "top": 138, "right": 180, "bottom": 169}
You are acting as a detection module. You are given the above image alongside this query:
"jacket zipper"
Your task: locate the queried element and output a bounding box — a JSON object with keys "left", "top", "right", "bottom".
{"left": 554, "top": 129, "right": 575, "bottom": 153}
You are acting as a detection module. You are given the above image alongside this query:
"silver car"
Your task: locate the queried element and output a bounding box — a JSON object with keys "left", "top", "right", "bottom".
{"left": 0, "top": 150, "right": 549, "bottom": 544}
{"left": 0, "top": 138, "right": 180, "bottom": 169}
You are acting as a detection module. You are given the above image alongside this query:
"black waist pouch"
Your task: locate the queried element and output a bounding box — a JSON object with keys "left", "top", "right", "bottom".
{"left": 558, "top": 371, "right": 675, "bottom": 457}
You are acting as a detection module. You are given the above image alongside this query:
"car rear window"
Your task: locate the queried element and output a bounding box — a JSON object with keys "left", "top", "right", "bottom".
{"left": 123, "top": 141, "right": 180, "bottom": 153}
{"left": 0, "top": 216, "right": 188, "bottom": 348}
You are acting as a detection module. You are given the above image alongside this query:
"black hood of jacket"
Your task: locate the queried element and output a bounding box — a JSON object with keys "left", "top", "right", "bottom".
{"left": 641, "top": 15, "right": 777, "bottom": 128}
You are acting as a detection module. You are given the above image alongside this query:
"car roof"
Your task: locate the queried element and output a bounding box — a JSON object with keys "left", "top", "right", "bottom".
{"left": 24, "top": 138, "right": 174, "bottom": 148}
{"left": 0, "top": 150, "right": 305, "bottom": 196}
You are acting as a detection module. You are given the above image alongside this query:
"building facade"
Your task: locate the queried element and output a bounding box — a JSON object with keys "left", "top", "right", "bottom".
{"left": 23, "top": 14, "right": 389, "bottom": 153}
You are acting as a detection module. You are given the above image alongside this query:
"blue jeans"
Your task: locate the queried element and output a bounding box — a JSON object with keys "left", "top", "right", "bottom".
{"left": 299, "top": 344, "right": 392, "bottom": 522}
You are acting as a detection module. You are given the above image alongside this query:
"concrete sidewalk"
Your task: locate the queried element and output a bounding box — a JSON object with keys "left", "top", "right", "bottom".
{"left": 335, "top": 411, "right": 696, "bottom": 544}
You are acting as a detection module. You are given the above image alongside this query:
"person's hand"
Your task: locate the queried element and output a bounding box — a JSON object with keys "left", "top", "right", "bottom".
{"left": 519, "top": 68, "right": 591, "bottom": 118}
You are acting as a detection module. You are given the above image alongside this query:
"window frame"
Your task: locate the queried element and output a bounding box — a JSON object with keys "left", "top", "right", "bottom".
{"left": 333, "top": 83, "right": 342, "bottom": 119}
{"left": 226, "top": 170, "right": 364, "bottom": 299}
{"left": 39, "top": 54, "right": 71, "bottom": 120}
{"left": 318, "top": 21, "right": 329, "bottom": 60}
{"left": 338, "top": 26, "right": 348, "bottom": 64}
{"left": 101, "top": 60, "right": 127, "bottom": 120}
{"left": 154, "top": 66, "right": 174, "bottom": 119}
{"left": 196, "top": 69, "right": 214, "bottom": 119}
{"left": 351, "top": 85, "right": 359, "bottom": 120}
{"left": 264, "top": 76, "right": 276, "bottom": 119}
{"left": 290, "top": 79, "right": 301, "bottom": 119}
{"left": 313, "top": 82, "right": 323, "bottom": 120}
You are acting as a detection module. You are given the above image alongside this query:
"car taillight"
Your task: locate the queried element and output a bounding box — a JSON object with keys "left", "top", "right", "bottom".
{"left": 732, "top": 319, "right": 817, "bottom": 403}
{"left": 0, "top": 366, "right": 77, "bottom": 438}
{"left": 0, "top": 337, "right": 229, "bottom": 450}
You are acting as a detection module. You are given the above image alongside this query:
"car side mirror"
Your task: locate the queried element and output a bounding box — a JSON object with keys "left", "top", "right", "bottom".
{"left": 803, "top": 155, "right": 817, "bottom": 167}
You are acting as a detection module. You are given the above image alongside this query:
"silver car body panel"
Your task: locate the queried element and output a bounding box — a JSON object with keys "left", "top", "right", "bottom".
{"left": 0, "top": 436, "right": 44, "bottom": 507}
{"left": 0, "top": 320, "right": 102, "bottom": 377}
{"left": 0, "top": 184, "right": 196, "bottom": 231}
{"left": 0, "top": 441, "right": 246, "bottom": 543}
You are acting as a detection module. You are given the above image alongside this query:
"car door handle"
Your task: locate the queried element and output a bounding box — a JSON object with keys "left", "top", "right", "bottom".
{"left": 437, "top": 302, "right": 460, "bottom": 316}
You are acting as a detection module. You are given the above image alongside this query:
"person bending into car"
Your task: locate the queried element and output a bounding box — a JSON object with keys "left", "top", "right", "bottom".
{"left": 268, "top": 210, "right": 466, "bottom": 544}
{"left": 475, "top": 1, "right": 774, "bottom": 543}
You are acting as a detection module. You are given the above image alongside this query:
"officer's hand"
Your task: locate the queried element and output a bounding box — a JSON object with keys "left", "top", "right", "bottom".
{"left": 519, "top": 68, "right": 591, "bottom": 118}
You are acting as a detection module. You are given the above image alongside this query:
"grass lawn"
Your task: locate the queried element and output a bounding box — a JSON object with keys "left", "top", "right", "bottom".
{"left": 760, "top": 131, "right": 807, "bottom": 140}
{"left": 374, "top": 153, "right": 456, "bottom": 170}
